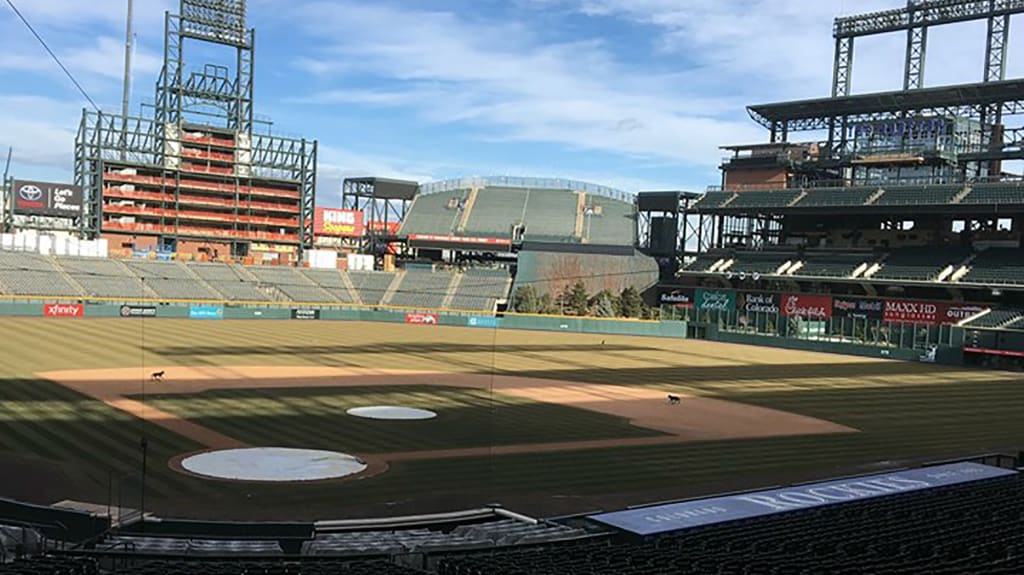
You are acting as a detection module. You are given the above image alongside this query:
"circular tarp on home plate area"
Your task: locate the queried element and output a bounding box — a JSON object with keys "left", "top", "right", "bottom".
{"left": 181, "top": 448, "right": 367, "bottom": 482}
{"left": 346, "top": 406, "right": 438, "bottom": 420}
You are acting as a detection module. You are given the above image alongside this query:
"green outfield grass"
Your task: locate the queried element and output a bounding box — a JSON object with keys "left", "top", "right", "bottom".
{"left": 0, "top": 316, "right": 1021, "bottom": 520}
{"left": 137, "top": 385, "right": 664, "bottom": 452}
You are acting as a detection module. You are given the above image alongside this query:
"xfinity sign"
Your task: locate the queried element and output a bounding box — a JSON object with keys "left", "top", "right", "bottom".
{"left": 589, "top": 462, "right": 1015, "bottom": 536}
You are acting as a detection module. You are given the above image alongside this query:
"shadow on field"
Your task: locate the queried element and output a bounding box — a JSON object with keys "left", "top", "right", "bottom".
{"left": 507, "top": 360, "right": 951, "bottom": 386}
{"left": 149, "top": 342, "right": 659, "bottom": 357}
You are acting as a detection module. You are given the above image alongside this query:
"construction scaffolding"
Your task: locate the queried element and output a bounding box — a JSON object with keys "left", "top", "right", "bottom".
{"left": 74, "top": 0, "right": 316, "bottom": 262}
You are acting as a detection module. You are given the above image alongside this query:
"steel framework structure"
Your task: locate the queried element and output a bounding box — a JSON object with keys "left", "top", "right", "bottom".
{"left": 74, "top": 0, "right": 317, "bottom": 258}
{"left": 341, "top": 178, "right": 415, "bottom": 257}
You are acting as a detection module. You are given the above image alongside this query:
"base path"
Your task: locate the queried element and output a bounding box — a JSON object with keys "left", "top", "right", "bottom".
{"left": 40, "top": 366, "right": 855, "bottom": 470}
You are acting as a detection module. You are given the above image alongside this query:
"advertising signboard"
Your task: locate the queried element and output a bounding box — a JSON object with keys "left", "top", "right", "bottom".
{"left": 405, "top": 313, "right": 438, "bottom": 325}
{"left": 694, "top": 289, "right": 735, "bottom": 312}
{"left": 119, "top": 305, "right": 157, "bottom": 318}
{"left": 314, "top": 208, "right": 364, "bottom": 237}
{"left": 590, "top": 462, "right": 1015, "bottom": 536}
{"left": 13, "top": 180, "right": 83, "bottom": 217}
{"left": 781, "top": 294, "right": 833, "bottom": 319}
{"left": 884, "top": 300, "right": 986, "bottom": 324}
{"left": 44, "top": 303, "right": 83, "bottom": 317}
{"left": 738, "top": 292, "right": 780, "bottom": 315}
{"left": 658, "top": 287, "right": 695, "bottom": 308}
{"left": 291, "top": 309, "right": 321, "bottom": 320}
{"left": 189, "top": 305, "right": 224, "bottom": 319}
{"left": 832, "top": 297, "right": 884, "bottom": 320}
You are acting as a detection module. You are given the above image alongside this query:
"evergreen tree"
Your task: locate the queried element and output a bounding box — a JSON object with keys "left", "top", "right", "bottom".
{"left": 620, "top": 286, "right": 643, "bottom": 318}
{"left": 595, "top": 293, "right": 617, "bottom": 317}
{"left": 512, "top": 285, "right": 539, "bottom": 313}
{"left": 567, "top": 281, "right": 590, "bottom": 316}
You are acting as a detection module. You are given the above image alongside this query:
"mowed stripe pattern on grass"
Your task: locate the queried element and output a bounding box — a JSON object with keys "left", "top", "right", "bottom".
{"left": 137, "top": 385, "right": 664, "bottom": 453}
{"left": 0, "top": 317, "right": 1022, "bottom": 519}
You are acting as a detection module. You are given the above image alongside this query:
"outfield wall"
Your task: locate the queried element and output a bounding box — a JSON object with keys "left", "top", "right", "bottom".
{"left": 0, "top": 300, "right": 688, "bottom": 339}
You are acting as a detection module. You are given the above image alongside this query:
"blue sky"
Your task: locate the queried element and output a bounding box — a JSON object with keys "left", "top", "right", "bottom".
{"left": 0, "top": 0, "right": 1020, "bottom": 206}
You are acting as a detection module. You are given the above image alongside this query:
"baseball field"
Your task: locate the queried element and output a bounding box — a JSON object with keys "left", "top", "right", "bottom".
{"left": 1, "top": 316, "right": 1021, "bottom": 520}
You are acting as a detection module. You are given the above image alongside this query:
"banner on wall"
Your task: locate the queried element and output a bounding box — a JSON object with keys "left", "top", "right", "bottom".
{"left": 781, "top": 294, "right": 833, "bottom": 319}
{"left": 44, "top": 303, "right": 83, "bottom": 317}
{"left": 119, "top": 305, "right": 157, "bottom": 318}
{"left": 658, "top": 287, "right": 695, "bottom": 308}
{"left": 739, "top": 292, "right": 779, "bottom": 315}
{"left": 291, "top": 309, "right": 320, "bottom": 320}
{"left": 884, "top": 300, "right": 987, "bottom": 324}
{"left": 314, "top": 208, "right": 364, "bottom": 237}
{"left": 405, "top": 313, "right": 438, "bottom": 325}
{"left": 832, "top": 297, "right": 884, "bottom": 320}
{"left": 189, "top": 305, "right": 224, "bottom": 319}
{"left": 468, "top": 316, "right": 499, "bottom": 328}
{"left": 694, "top": 289, "right": 735, "bottom": 312}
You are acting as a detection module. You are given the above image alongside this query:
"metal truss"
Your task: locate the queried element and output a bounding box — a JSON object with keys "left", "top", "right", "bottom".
{"left": 830, "top": 0, "right": 1023, "bottom": 95}
{"left": 832, "top": 37, "right": 854, "bottom": 98}
{"left": 904, "top": 25, "right": 928, "bottom": 90}
{"left": 985, "top": 13, "right": 1011, "bottom": 82}
{"left": 74, "top": 0, "right": 317, "bottom": 256}
{"left": 834, "top": 0, "right": 1024, "bottom": 38}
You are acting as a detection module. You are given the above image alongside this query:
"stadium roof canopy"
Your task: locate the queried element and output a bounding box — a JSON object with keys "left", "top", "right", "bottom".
{"left": 418, "top": 176, "right": 633, "bottom": 203}
{"left": 343, "top": 177, "right": 419, "bottom": 201}
{"left": 748, "top": 79, "right": 1024, "bottom": 132}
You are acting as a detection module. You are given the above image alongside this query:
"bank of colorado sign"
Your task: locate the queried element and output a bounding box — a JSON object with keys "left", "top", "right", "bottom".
{"left": 884, "top": 299, "right": 986, "bottom": 324}
{"left": 590, "top": 462, "right": 1015, "bottom": 536}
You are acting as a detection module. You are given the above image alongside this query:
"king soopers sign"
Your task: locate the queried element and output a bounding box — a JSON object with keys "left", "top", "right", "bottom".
{"left": 589, "top": 462, "right": 1015, "bottom": 536}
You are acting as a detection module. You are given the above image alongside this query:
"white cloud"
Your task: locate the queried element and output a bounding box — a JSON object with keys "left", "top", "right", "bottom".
{"left": 563, "top": 0, "right": 993, "bottom": 97}
{"left": 0, "top": 95, "right": 83, "bottom": 175}
{"left": 288, "top": 1, "right": 763, "bottom": 169}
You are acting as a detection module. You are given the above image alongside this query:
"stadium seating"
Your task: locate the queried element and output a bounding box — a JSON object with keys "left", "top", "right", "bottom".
{"left": 682, "top": 253, "right": 728, "bottom": 272}
{"left": 123, "top": 260, "right": 222, "bottom": 300}
{"left": 449, "top": 268, "right": 511, "bottom": 311}
{"left": 462, "top": 187, "right": 529, "bottom": 237}
{"left": 188, "top": 263, "right": 272, "bottom": 301}
{"left": 349, "top": 271, "right": 396, "bottom": 306}
{"left": 583, "top": 198, "right": 635, "bottom": 246}
{"left": 55, "top": 256, "right": 150, "bottom": 298}
{"left": 102, "top": 536, "right": 283, "bottom": 556}
{"left": 691, "top": 192, "right": 734, "bottom": 209}
{"left": 791, "top": 252, "right": 870, "bottom": 277}
{"left": 962, "top": 248, "right": 1024, "bottom": 285}
{"left": 797, "top": 187, "right": 876, "bottom": 207}
{"left": 960, "top": 182, "right": 1024, "bottom": 205}
{"left": 522, "top": 189, "right": 578, "bottom": 241}
{"left": 388, "top": 270, "right": 453, "bottom": 309}
{"left": 726, "top": 190, "right": 802, "bottom": 209}
{"left": 872, "top": 246, "right": 969, "bottom": 281}
{"left": 873, "top": 184, "right": 962, "bottom": 206}
{"left": 723, "top": 251, "right": 797, "bottom": 275}
{"left": 1005, "top": 317, "right": 1024, "bottom": 331}
{"left": 963, "top": 309, "right": 1023, "bottom": 328}
{"left": 399, "top": 190, "right": 465, "bottom": 237}
{"left": 0, "top": 252, "right": 82, "bottom": 297}
{"left": 0, "top": 557, "right": 423, "bottom": 575}
{"left": 437, "top": 472, "right": 1024, "bottom": 575}
{"left": 248, "top": 267, "right": 336, "bottom": 303}
{"left": 299, "top": 269, "right": 356, "bottom": 303}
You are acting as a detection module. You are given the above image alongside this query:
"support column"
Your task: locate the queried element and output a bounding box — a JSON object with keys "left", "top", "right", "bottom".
{"left": 984, "top": 13, "right": 1010, "bottom": 83}
{"left": 903, "top": 25, "right": 927, "bottom": 90}
{"left": 832, "top": 36, "right": 854, "bottom": 97}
